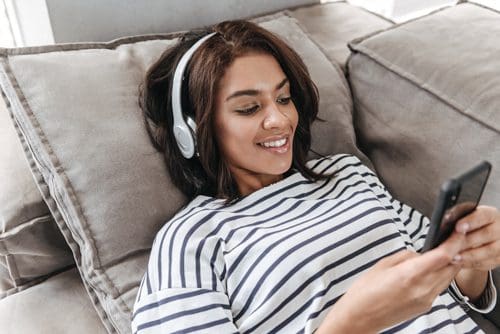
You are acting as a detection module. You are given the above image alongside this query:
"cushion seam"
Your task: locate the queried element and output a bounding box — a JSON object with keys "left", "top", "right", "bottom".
{"left": 0, "top": 33, "right": 186, "bottom": 56}
{"left": 348, "top": 3, "right": 462, "bottom": 49}
{"left": 1, "top": 61, "right": 122, "bottom": 331}
{"left": 4, "top": 88, "right": 117, "bottom": 333}
{"left": 349, "top": 48, "right": 500, "bottom": 134}
{"left": 466, "top": 1, "right": 500, "bottom": 15}
{"left": 0, "top": 214, "right": 53, "bottom": 240}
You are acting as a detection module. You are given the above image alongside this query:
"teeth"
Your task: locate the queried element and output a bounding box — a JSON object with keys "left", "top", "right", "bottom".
{"left": 261, "top": 138, "right": 286, "bottom": 148}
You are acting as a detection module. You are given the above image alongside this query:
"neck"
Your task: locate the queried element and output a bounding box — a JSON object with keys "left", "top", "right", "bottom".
{"left": 235, "top": 173, "right": 284, "bottom": 197}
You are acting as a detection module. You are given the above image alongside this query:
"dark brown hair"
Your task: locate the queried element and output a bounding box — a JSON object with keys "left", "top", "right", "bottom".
{"left": 140, "top": 20, "right": 327, "bottom": 202}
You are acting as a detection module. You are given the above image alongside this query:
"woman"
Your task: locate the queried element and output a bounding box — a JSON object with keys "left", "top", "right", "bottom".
{"left": 132, "top": 20, "right": 499, "bottom": 333}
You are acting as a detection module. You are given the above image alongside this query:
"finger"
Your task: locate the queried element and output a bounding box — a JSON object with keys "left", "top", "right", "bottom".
{"left": 406, "top": 232, "right": 465, "bottom": 273}
{"left": 464, "top": 224, "right": 498, "bottom": 249}
{"left": 460, "top": 240, "right": 500, "bottom": 270}
{"left": 456, "top": 206, "right": 498, "bottom": 234}
{"left": 377, "top": 249, "right": 417, "bottom": 268}
{"left": 431, "top": 264, "right": 463, "bottom": 296}
{"left": 439, "top": 230, "right": 467, "bottom": 255}
{"left": 408, "top": 263, "right": 461, "bottom": 305}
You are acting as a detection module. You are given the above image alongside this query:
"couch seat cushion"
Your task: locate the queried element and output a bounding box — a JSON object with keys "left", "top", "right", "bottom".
{"left": 0, "top": 94, "right": 73, "bottom": 297}
{"left": 0, "top": 267, "right": 107, "bottom": 334}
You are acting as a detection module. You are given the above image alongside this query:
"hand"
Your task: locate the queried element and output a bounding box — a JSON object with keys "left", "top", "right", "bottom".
{"left": 453, "top": 205, "right": 500, "bottom": 301}
{"left": 456, "top": 205, "right": 500, "bottom": 270}
{"left": 316, "top": 232, "right": 465, "bottom": 334}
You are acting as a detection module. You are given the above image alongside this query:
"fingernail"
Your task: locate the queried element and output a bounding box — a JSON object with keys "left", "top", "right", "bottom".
{"left": 457, "top": 223, "right": 469, "bottom": 234}
{"left": 452, "top": 255, "right": 462, "bottom": 263}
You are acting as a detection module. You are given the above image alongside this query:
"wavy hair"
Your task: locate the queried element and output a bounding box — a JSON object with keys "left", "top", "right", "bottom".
{"left": 140, "top": 20, "right": 327, "bottom": 202}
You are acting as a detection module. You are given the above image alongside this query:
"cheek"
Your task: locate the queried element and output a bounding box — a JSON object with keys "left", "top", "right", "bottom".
{"left": 216, "top": 118, "right": 258, "bottom": 157}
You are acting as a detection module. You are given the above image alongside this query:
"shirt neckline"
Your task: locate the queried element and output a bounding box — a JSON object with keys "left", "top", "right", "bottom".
{"left": 195, "top": 169, "right": 303, "bottom": 209}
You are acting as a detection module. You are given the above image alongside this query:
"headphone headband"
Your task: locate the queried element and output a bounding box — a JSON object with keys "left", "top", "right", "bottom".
{"left": 171, "top": 32, "right": 217, "bottom": 158}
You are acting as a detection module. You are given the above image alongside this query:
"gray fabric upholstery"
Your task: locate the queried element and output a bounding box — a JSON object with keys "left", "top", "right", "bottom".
{"left": 289, "top": 1, "right": 393, "bottom": 69}
{"left": 0, "top": 92, "right": 73, "bottom": 298}
{"left": 45, "top": 0, "right": 319, "bottom": 43}
{"left": 348, "top": 3, "right": 499, "bottom": 219}
{"left": 0, "top": 1, "right": 498, "bottom": 333}
{"left": 0, "top": 267, "right": 107, "bottom": 334}
{"left": 0, "top": 13, "right": 368, "bottom": 333}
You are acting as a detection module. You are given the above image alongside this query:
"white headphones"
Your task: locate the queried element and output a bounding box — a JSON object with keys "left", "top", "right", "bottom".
{"left": 171, "top": 32, "right": 217, "bottom": 158}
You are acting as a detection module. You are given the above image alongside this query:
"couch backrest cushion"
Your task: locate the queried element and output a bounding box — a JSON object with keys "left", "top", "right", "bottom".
{"left": 0, "top": 94, "right": 74, "bottom": 298}
{"left": 0, "top": 13, "right": 368, "bottom": 333}
{"left": 289, "top": 1, "right": 393, "bottom": 69}
{"left": 348, "top": 3, "right": 500, "bottom": 217}
{"left": 46, "top": 0, "right": 319, "bottom": 43}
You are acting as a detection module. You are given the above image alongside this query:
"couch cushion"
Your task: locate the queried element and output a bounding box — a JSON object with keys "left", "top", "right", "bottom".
{"left": 348, "top": 3, "right": 500, "bottom": 218}
{"left": 0, "top": 93, "right": 73, "bottom": 298}
{"left": 0, "top": 266, "right": 107, "bottom": 334}
{"left": 289, "top": 1, "right": 393, "bottom": 69}
{"left": 0, "top": 13, "right": 368, "bottom": 333}
{"left": 45, "top": 0, "right": 319, "bottom": 43}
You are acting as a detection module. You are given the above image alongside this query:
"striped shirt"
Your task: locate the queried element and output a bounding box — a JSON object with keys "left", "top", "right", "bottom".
{"left": 132, "top": 154, "right": 485, "bottom": 333}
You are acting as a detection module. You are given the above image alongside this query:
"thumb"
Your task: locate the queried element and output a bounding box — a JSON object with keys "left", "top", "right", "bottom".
{"left": 437, "top": 230, "right": 466, "bottom": 259}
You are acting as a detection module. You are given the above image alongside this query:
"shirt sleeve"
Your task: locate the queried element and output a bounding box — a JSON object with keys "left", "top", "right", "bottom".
{"left": 449, "top": 270, "right": 498, "bottom": 314}
{"left": 132, "top": 207, "right": 240, "bottom": 334}
{"left": 132, "top": 286, "right": 240, "bottom": 334}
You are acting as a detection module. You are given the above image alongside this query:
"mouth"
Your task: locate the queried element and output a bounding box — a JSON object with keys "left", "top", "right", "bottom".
{"left": 257, "top": 136, "right": 291, "bottom": 154}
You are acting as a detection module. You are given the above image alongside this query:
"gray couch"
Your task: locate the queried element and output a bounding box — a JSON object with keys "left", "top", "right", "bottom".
{"left": 0, "top": 1, "right": 498, "bottom": 333}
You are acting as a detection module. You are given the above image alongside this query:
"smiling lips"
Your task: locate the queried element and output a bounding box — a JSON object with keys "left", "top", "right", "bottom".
{"left": 257, "top": 136, "right": 290, "bottom": 154}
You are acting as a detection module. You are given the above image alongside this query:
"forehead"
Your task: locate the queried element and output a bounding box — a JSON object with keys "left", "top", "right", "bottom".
{"left": 218, "top": 52, "right": 287, "bottom": 96}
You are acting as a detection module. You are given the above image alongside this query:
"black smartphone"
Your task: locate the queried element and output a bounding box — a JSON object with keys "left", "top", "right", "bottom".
{"left": 421, "top": 161, "right": 492, "bottom": 252}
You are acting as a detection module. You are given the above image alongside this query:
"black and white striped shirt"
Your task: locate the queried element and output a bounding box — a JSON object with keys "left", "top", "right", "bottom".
{"left": 132, "top": 154, "right": 485, "bottom": 333}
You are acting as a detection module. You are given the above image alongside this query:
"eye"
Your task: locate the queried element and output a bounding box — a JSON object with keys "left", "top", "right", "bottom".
{"left": 235, "top": 105, "right": 259, "bottom": 115}
{"left": 277, "top": 96, "right": 292, "bottom": 105}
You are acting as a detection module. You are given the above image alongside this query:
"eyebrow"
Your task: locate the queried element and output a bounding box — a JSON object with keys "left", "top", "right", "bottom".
{"left": 225, "top": 78, "right": 289, "bottom": 102}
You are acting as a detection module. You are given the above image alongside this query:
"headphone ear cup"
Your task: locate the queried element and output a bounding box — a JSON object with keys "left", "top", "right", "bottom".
{"left": 173, "top": 123, "right": 196, "bottom": 158}
{"left": 171, "top": 32, "right": 216, "bottom": 159}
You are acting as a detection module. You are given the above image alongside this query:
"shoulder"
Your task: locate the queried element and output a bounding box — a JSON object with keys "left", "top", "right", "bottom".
{"left": 152, "top": 195, "right": 223, "bottom": 247}
{"left": 144, "top": 195, "right": 228, "bottom": 292}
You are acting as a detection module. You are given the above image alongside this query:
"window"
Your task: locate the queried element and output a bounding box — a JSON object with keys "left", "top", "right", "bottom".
{"left": 0, "top": 0, "right": 54, "bottom": 47}
{"left": 0, "top": 0, "right": 15, "bottom": 47}
{"left": 345, "top": 0, "right": 458, "bottom": 22}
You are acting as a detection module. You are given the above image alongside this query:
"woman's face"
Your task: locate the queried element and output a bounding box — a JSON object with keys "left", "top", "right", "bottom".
{"left": 214, "top": 52, "right": 299, "bottom": 196}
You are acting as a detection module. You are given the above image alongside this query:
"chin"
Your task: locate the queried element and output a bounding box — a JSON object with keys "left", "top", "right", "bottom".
{"left": 266, "top": 154, "right": 293, "bottom": 175}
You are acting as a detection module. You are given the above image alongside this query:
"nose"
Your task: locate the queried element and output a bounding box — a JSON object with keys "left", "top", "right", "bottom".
{"left": 262, "top": 102, "right": 288, "bottom": 130}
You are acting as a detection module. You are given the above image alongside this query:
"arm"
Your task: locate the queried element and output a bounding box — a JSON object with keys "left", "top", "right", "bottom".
{"left": 132, "top": 212, "right": 240, "bottom": 334}
{"left": 358, "top": 160, "right": 498, "bottom": 312}
{"left": 316, "top": 232, "right": 466, "bottom": 333}
{"left": 453, "top": 268, "right": 488, "bottom": 302}
{"left": 132, "top": 286, "right": 239, "bottom": 334}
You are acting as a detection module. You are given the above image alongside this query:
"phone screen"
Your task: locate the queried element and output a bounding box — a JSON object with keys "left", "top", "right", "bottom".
{"left": 422, "top": 161, "right": 491, "bottom": 252}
